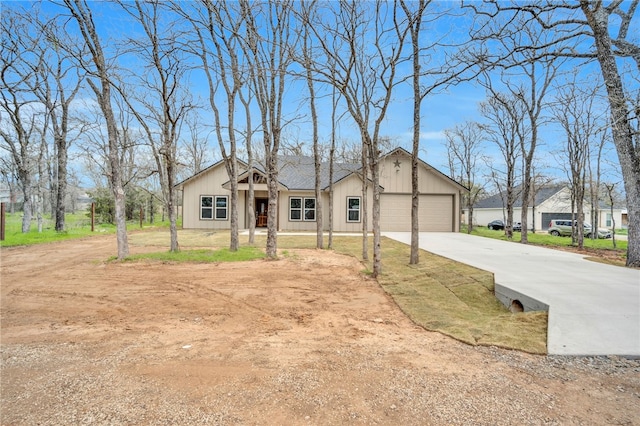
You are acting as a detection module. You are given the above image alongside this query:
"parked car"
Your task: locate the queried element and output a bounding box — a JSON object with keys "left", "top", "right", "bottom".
{"left": 487, "top": 220, "right": 504, "bottom": 230}
{"left": 548, "top": 219, "right": 612, "bottom": 238}
{"left": 488, "top": 219, "right": 523, "bottom": 231}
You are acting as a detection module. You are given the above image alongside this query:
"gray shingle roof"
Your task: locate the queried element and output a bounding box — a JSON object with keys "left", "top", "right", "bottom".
{"left": 275, "top": 155, "right": 361, "bottom": 190}
{"left": 474, "top": 184, "right": 567, "bottom": 209}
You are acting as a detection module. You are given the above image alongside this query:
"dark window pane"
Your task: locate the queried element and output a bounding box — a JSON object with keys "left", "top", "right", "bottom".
{"left": 291, "top": 210, "right": 301, "bottom": 220}
{"left": 201, "top": 197, "right": 213, "bottom": 207}
{"left": 216, "top": 197, "right": 227, "bottom": 207}
{"left": 201, "top": 209, "right": 213, "bottom": 219}
{"left": 215, "top": 208, "right": 227, "bottom": 220}
{"left": 290, "top": 198, "right": 301, "bottom": 209}
{"left": 305, "top": 209, "right": 315, "bottom": 221}
{"left": 348, "top": 210, "right": 360, "bottom": 221}
{"left": 305, "top": 198, "right": 315, "bottom": 209}
{"left": 348, "top": 198, "right": 360, "bottom": 209}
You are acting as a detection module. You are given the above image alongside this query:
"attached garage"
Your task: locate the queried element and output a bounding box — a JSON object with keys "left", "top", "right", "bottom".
{"left": 380, "top": 194, "right": 455, "bottom": 232}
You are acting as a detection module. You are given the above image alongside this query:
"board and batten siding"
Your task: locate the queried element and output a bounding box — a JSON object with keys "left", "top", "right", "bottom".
{"left": 377, "top": 153, "right": 461, "bottom": 232}
{"left": 278, "top": 191, "right": 329, "bottom": 232}
{"left": 278, "top": 174, "right": 372, "bottom": 232}
{"left": 331, "top": 174, "right": 373, "bottom": 232}
{"left": 181, "top": 164, "right": 246, "bottom": 229}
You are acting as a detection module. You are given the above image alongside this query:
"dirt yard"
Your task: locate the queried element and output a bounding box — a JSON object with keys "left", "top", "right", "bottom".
{"left": 1, "top": 235, "right": 639, "bottom": 425}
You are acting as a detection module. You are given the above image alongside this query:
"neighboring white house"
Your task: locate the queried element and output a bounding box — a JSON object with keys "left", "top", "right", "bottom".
{"left": 177, "top": 147, "right": 467, "bottom": 232}
{"left": 464, "top": 184, "right": 627, "bottom": 231}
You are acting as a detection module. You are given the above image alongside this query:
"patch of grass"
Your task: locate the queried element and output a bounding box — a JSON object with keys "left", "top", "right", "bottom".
{"left": 1, "top": 212, "right": 115, "bottom": 247}
{"left": 470, "top": 225, "right": 627, "bottom": 250}
{"left": 374, "top": 238, "right": 547, "bottom": 354}
{"left": 121, "top": 246, "right": 264, "bottom": 263}
{"left": 1, "top": 211, "right": 180, "bottom": 248}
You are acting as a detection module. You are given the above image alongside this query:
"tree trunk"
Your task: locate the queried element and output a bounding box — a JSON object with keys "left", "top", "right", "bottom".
{"left": 407, "top": 0, "right": 423, "bottom": 265}
{"left": 19, "top": 171, "right": 32, "bottom": 233}
{"left": 369, "top": 145, "right": 382, "bottom": 277}
{"left": 265, "top": 150, "right": 279, "bottom": 258}
{"left": 66, "top": 0, "right": 129, "bottom": 259}
{"left": 581, "top": 2, "right": 640, "bottom": 267}
{"left": 361, "top": 141, "right": 369, "bottom": 261}
{"left": 55, "top": 135, "right": 68, "bottom": 232}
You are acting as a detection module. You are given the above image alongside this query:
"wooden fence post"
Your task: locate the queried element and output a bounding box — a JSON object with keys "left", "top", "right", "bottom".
{"left": 91, "top": 202, "right": 95, "bottom": 232}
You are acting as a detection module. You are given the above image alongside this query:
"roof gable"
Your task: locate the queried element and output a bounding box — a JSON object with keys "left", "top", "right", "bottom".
{"left": 177, "top": 148, "right": 465, "bottom": 192}
{"left": 383, "top": 147, "right": 469, "bottom": 192}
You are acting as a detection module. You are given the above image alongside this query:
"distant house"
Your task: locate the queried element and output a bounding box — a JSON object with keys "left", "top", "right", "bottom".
{"left": 176, "top": 147, "right": 467, "bottom": 232}
{"left": 465, "top": 184, "right": 627, "bottom": 231}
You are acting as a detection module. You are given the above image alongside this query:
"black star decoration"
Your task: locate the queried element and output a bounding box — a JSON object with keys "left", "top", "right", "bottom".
{"left": 393, "top": 159, "right": 401, "bottom": 168}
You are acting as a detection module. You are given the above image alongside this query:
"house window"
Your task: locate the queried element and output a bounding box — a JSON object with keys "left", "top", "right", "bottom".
{"left": 290, "top": 197, "right": 316, "bottom": 221}
{"left": 606, "top": 213, "right": 612, "bottom": 227}
{"left": 201, "top": 196, "right": 228, "bottom": 220}
{"left": 200, "top": 196, "right": 213, "bottom": 220}
{"left": 305, "top": 198, "right": 316, "bottom": 221}
{"left": 347, "top": 197, "right": 361, "bottom": 222}
{"left": 215, "top": 196, "right": 228, "bottom": 220}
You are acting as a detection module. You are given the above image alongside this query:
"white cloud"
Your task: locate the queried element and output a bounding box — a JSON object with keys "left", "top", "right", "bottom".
{"left": 420, "top": 131, "right": 446, "bottom": 141}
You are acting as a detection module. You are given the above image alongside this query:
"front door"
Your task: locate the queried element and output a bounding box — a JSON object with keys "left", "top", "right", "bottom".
{"left": 256, "top": 198, "right": 268, "bottom": 227}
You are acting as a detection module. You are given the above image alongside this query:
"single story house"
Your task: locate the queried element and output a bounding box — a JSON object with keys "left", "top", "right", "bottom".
{"left": 465, "top": 184, "right": 627, "bottom": 231}
{"left": 177, "top": 147, "right": 467, "bottom": 232}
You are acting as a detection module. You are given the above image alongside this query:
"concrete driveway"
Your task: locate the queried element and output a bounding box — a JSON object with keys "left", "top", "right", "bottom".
{"left": 384, "top": 232, "right": 640, "bottom": 356}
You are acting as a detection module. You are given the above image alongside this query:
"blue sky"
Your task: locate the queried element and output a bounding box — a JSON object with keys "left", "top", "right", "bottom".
{"left": 3, "top": 1, "right": 633, "bottom": 191}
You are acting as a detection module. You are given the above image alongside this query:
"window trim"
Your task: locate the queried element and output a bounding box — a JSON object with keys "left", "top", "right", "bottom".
{"left": 289, "top": 196, "right": 316, "bottom": 222}
{"left": 214, "top": 195, "right": 228, "bottom": 221}
{"left": 200, "top": 195, "right": 228, "bottom": 221}
{"left": 304, "top": 197, "right": 316, "bottom": 221}
{"left": 346, "top": 196, "right": 361, "bottom": 223}
{"left": 200, "top": 195, "right": 214, "bottom": 220}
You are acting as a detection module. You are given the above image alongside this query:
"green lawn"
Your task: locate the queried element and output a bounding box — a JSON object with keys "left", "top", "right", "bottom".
{"left": 0, "top": 211, "right": 176, "bottom": 247}
{"left": 467, "top": 225, "right": 627, "bottom": 250}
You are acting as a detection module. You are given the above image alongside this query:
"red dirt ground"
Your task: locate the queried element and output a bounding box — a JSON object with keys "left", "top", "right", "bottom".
{"left": 1, "top": 235, "right": 639, "bottom": 425}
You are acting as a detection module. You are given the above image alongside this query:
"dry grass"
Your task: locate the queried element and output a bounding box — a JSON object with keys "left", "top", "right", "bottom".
{"left": 375, "top": 238, "right": 547, "bottom": 353}
{"left": 128, "top": 229, "right": 548, "bottom": 354}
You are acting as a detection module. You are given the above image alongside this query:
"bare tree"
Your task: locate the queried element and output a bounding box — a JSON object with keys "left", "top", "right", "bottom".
{"left": 0, "top": 155, "right": 19, "bottom": 214}
{"left": 33, "top": 18, "right": 84, "bottom": 232}
{"left": 0, "top": 8, "right": 44, "bottom": 233}
{"left": 309, "top": 1, "right": 409, "bottom": 277}
{"left": 553, "top": 74, "right": 610, "bottom": 247}
{"left": 179, "top": 1, "right": 248, "bottom": 251}
{"left": 588, "top": 128, "right": 610, "bottom": 237}
{"left": 179, "top": 113, "right": 210, "bottom": 179}
{"left": 465, "top": 5, "right": 564, "bottom": 242}
{"left": 465, "top": 0, "right": 640, "bottom": 267}
{"left": 445, "top": 121, "right": 486, "bottom": 233}
{"left": 479, "top": 90, "right": 525, "bottom": 239}
{"left": 399, "top": 0, "right": 427, "bottom": 264}
{"left": 239, "top": 0, "right": 297, "bottom": 258}
{"left": 297, "top": 1, "right": 323, "bottom": 249}
{"left": 238, "top": 89, "right": 257, "bottom": 244}
{"left": 117, "top": 0, "right": 193, "bottom": 252}
{"left": 62, "top": 0, "right": 129, "bottom": 259}
{"left": 603, "top": 182, "right": 621, "bottom": 248}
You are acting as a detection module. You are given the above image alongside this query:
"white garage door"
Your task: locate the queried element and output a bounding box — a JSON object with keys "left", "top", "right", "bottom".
{"left": 380, "top": 194, "right": 454, "bottom": 232}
